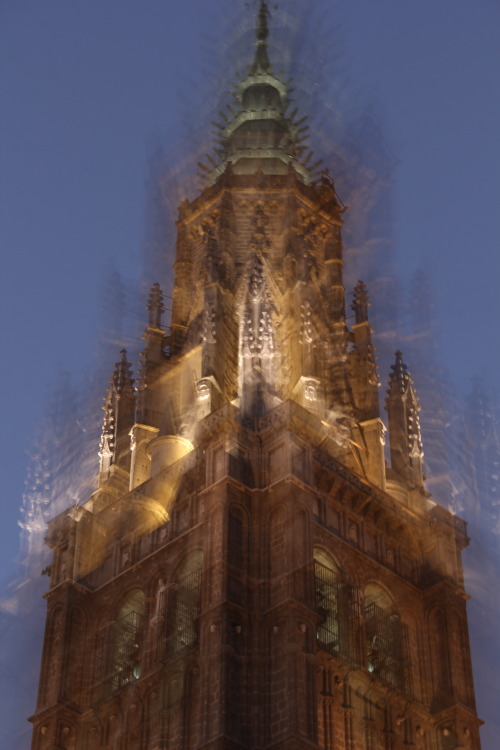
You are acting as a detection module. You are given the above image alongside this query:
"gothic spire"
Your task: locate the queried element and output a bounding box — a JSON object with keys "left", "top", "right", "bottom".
{"left": 349, "top": 281, "right": 379, "bottom": 424}
{"left": 352, "top": 280, "right": 369, "bottom": 324}
{"left": 99, "top": 349, "right": 135, "bottom": 483}
{"left": 388, "top": 351, "right": 408, "bottom": 393}
{"left": 112, "top": 349, "right": 135, "bottom": 395}
{"left": 197, "top": 0, "right": 317, "bottom": 186}
{"left": 147, "top": 282, "right": 165, "bottom": 329}
{"left": 252, "top": 1, "right": 271, "bottom": 74}
{"left": 137, "top": 284, "right": 167, "bottom": 424}
{"left": 385, "top": 351, "right": 424, "bottom": 488}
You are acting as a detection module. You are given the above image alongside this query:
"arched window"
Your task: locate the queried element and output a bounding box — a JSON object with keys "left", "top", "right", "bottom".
{"left": 314, "top": 549, "right": 341, "bottom": 651}
{"left": 313, "top": 548, "right": 358, "bottom": 664}
{"left": 364, "top": 584, "right": 412, "bottom": 695}
{"left": 96, "top": 589, "right": 145, "bottom": 700}
{"left": 168, "top": 551, "right": 203, "bottom": 654}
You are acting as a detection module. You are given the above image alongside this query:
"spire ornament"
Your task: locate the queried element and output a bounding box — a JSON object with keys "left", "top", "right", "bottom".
{"left": 385, "top": 351, "right": 424, "bottom": 488}
{"left": 99, "top": 349, "right": 135, "bottom": 482}
{"left": 199, "top": 0, "right": 316, "bottom": 185}
{"left": 147, "top": 282, "right": 165, "bottom": 329}
{"left": 112, "top": 349, "right": 135, "bottom": 395}
{"left": 239, "top": 229, "right": 278, "bottom": 415}
{"left": 350, "top": 281, "right": 379, "bottom": 421}
{"left": 352, "top": 280, "right": 369, "bottom": 324}
{"left": 252, "top": 0, "right": 272, "bottom": 74}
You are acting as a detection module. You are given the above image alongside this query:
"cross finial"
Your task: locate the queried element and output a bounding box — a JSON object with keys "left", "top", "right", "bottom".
{"left": 251, "top": 1, "right": 272, "bottom": 74}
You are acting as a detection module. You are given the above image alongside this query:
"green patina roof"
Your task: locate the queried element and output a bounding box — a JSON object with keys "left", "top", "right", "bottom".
{"left": 199, "top": 1, "right": 319, "bottom": 186}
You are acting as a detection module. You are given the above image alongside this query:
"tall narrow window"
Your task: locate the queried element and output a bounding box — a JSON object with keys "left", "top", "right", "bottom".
{"left": 313, "top": 547, "right": 357, "bottom": 665}
{"left": 96, "top": 589, "right": 145, "bottom": 700}
{"left": 169, "top": 551, "right": 203, "bottom": 654}
{"left": 314, "top": 550, "right": 341, "bottom": 651}
{"left": 364, "top": 585, "right": 412, "bottom": 696}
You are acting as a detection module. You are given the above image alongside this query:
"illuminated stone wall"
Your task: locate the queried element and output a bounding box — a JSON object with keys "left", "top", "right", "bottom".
{"left": 30, "top": 3, "right": 481, "bottom": 749}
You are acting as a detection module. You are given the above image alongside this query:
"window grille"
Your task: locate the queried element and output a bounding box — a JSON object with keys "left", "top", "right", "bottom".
{"left": 94, "top": 609, "right": 143, "bottom": 701}
{"left": 168, "top": 566, "right": 202, "bottom": 655}
{"left": 314, "top": 561, "right": 358, "bottom": 663}
{"left": 365, "top": 602, "right": 412, "bottom": 696}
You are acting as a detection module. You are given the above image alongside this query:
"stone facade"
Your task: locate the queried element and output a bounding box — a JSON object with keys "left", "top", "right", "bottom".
{"left": 30, "top": 4, "right": 481, "bottom": 749}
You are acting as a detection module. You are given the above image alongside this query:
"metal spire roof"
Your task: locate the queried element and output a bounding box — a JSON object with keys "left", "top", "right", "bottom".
{"left": 198, "top": 1, "right": 319, "bottom": 186}
{"left": 251, "top": 1, "right": 271, "bottom": 74}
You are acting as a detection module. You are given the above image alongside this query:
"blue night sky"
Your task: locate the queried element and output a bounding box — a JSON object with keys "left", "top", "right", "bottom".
{"left": 1, "top": 0, "right": 499, "bottom": 746}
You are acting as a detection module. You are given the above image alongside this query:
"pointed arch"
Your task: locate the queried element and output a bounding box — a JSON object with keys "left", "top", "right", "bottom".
{"left": 313, "top": 547, "right": 338, "bottom": 572}
{"left": 364, "top": 582, "right": 392, "bottom": 611}
{"left": 235, "top": 243, "right": 286, "bottom": 413}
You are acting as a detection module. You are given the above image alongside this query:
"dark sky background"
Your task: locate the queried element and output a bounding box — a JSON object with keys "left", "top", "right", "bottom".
{"left": 1, "top": 0, "right": 499, "bottom": 747}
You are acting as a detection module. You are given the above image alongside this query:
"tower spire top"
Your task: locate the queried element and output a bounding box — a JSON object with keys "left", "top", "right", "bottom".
{"left": 385, "top": 350, "right": 424, "bottom": 487}
{"left": 352, "top": 280, "right": 370, "bottom": 324}
{"left": 147, "top": 282, "right": 165, "bottom": 329}
{"left": 252, "top": 1, "right": 271, "bottom": 73}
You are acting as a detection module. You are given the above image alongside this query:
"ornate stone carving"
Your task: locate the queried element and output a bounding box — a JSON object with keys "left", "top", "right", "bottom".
{"left": 202, "top": 304, "right": 216, "bottom": 344}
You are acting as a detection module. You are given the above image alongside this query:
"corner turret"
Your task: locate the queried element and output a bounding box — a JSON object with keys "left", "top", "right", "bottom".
{"left": 98, "top": 349, "right": 135, "bottom": 485}
{"left": 385, "top": 350, "right": 424, "bottom": 491}
{"left": 138, "top": 282, "right": 167, "bottom": 408}
{"left": 348, "top": 281, "right": 385, "bottom": 487}
{"left": 129, "top": 283, "right": 168, "bottom": 489}
{"left": 350, "top": 280, "right": 379, "bottom": 422}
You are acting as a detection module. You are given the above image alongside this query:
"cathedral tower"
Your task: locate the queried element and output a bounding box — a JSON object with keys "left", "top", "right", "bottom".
{"left": 30, "top": 4, "right": 481, "bottom": 749}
